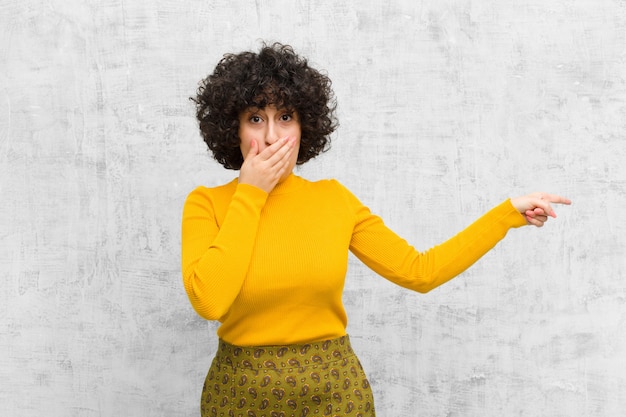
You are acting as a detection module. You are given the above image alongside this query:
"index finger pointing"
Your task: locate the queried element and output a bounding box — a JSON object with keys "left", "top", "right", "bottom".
{"left": 541, "top": 194, "right": 572, "bottom": 205}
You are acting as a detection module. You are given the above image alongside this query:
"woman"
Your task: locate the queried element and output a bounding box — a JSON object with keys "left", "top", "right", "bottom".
{"left": 182, "top": 42, "right": 570, "bottom": 417}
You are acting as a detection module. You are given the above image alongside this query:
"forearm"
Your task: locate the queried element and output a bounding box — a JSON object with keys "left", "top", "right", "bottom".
{"left": 407, "top": 199, "right": 527, "bottom": 292}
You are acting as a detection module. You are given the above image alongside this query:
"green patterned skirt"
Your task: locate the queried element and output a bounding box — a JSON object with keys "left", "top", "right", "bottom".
{"left": 201, "top": 335, "right": 375, "bottom": 417}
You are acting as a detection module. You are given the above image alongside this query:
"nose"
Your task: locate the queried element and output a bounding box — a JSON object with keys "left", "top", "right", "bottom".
{"left": 264, "top": 120, "right": 280, "bottom": 146}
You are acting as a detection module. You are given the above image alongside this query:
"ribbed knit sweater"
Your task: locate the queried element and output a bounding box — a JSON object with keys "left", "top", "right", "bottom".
{"left": 181, "top": 174, "right": 527, "bottom": 346}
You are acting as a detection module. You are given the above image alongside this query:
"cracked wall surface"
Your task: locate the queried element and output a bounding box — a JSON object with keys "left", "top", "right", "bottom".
{"left": 1, "top": 1, "right": 625, "bottom": 416}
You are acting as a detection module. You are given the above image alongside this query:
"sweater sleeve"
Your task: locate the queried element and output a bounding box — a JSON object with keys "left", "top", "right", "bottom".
{"left": 342, "top": 186, "right": 528, "bottom": 293}
{"left": 181, "top": 183, "right": 268, "bottom": 320}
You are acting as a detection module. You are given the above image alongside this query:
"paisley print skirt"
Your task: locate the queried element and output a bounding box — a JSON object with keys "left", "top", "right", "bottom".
{"left": 200, "top": 335, "right": 375, "bottom": 417}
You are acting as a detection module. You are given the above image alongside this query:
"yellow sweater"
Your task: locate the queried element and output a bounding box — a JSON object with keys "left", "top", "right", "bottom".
{"left": 181, "top": 174, "right": 527, "bottom": 346}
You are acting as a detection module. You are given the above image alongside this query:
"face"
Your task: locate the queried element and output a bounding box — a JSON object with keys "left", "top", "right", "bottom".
{"left": 238, "top": 104, "right": 301, "bottom": 180}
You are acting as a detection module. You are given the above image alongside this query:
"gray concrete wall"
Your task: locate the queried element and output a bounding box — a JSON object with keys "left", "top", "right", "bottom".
{"left": 1, "top": 0, "right": 624, "bottom": 415}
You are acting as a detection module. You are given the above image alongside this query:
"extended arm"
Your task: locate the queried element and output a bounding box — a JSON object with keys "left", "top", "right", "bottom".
{"left": 346, "top": 188, "right": 570, "bottom": 293}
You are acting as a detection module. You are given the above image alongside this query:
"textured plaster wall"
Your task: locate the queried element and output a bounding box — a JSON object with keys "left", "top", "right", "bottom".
{"left": 1, "top": 0, "right": 625, "bottom": 416}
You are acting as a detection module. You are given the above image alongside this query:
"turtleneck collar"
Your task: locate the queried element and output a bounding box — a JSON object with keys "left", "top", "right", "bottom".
{"left": 233, "top": 173, "right": 305, "bottom": 195}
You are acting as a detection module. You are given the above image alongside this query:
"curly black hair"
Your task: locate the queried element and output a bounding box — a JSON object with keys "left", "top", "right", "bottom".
{"left": 192, "top": 42, "right": 338, "bottom": 170}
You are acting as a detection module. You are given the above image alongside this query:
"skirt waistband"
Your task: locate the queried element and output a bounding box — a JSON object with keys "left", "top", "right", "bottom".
{"left": 214, "top": 335, "right": 355, "bottom": 370}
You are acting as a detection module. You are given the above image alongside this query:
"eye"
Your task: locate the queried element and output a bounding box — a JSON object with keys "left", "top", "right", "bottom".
{"left": 280, "top": 113, "right": 293, "bottom": 122}
{"left": 249, "top": 115, "right": 262, "bottom": 124}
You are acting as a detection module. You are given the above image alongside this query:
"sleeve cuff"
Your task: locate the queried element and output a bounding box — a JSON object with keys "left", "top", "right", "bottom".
{"left": 502, "top": 198, "right": 529, "bottom": 228}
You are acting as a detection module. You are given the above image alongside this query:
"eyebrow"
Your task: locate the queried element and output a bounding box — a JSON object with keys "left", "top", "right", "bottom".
{"left": 240, "top": 106, "right": 297, "bottom": 115}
